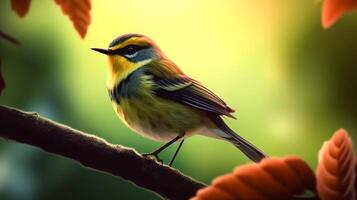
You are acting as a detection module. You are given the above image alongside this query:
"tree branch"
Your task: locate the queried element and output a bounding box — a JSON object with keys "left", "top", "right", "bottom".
{"left": 0, "top": 31, "right": 20, "bottom": 45}
{"left": 0, "top": 57, "right": 5, "bottom": 94}
{"left": 0, "top": 105, "right": 205, "bottom": 200}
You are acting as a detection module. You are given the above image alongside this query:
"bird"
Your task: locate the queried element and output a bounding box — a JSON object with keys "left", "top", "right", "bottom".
{"left": 92, "top": 33, "right": 267, "bottom": 166}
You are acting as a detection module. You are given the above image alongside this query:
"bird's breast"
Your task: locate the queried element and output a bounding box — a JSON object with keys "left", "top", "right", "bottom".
{"left": 111, "top": 93, "right": 207, "bottom": 141}
{"left": 107, "top": 67, "right": 152, "bottom": 104}
{"left": 107, "top": 67, "right": 209, "bottom": 141}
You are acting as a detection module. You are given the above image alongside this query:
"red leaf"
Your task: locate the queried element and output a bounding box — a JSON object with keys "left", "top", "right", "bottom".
{"left": 322, "top": 0, "right": 357, "bottom": 29}
{"left": 191, "top": 156, "right": 316, "bottom": 200}
{"left": 316, "top": 129, "right": 356, "bottom": 200}
{"left": 11, "top": 0, "right": 31, "bottom": 17}
{"left": 54, "top": 0, "right": 91, "bottom": 39}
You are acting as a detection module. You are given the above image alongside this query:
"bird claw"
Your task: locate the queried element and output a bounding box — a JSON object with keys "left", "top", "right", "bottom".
{"left": 142, "top": 152, "right": 163, "bottom": 165}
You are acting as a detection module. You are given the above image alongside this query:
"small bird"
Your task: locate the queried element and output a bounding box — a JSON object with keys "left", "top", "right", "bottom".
{"left": 92, "top": 34, "right": 267, "bottom": 166}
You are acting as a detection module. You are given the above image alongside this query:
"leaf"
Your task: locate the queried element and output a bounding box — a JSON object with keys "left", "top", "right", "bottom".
{"left": 322, "top": 0, "right": 357, "bottom": 29}
{"left": 54, "top": 0, "right": 91, "bottom": 38}
{"left": 0, "top": 58, "right": 4, "bottom": 95}
{"left": 190, "top": 156, "right": 316, "bottom": 200}
{"left": 316, "top": 129, "right": 356, "bottom": 200}
{"left": 11, "top": 0, "right": 31, "bottom": 17}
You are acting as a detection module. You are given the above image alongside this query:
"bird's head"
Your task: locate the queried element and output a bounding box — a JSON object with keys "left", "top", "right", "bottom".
{"left": 92, "top": 34, "right": 164, "bottom": 74}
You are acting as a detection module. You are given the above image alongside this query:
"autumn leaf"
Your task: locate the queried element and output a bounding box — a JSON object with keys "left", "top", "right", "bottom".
{"left": 322, "top": 0, "right": 357, "bottom": 29}
{"left": 316, "top": 129, "right": 356, "bottom": 200}
{"left": 54, "top": 0, "right": 91, "bottom": 38}
{"left": 11, "top": 0, "right": 31, "bottom": 17}
{"left": 190, "top": 156, "right": 316, "bottom": 200}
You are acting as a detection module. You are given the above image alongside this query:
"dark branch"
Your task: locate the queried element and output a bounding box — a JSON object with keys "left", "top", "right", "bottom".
{"left": 0, "top": 57, "right": 4, "bottom": 94}
{"left": 0, "top": 31, "right": 20, "bottom": 45}
{"left": 0, "top": 105, "right": 205, "bottom": 200}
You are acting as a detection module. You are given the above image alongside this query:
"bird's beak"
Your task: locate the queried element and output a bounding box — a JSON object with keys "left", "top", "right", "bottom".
{"left": 91, "top": 48, "right": 112, "bottom": 55}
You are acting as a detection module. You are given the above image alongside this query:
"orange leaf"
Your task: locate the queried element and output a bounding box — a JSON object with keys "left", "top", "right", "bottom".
{"left": 191, "top": 156, "right": 316, "bottom": 200}
{"left": 316, "top": 129, "right": 356, "bottom": 200}
{"left": 54, "top": 0, "right": 91, "bottom": 38}
{"left": 11, "top": 0, "right": 31, "bottom": 17}
{"left": 0, "top": 58, "right": 4, "bottom": 95}
{"left": 322, "top": 0, "right": 357, "bottom": 29}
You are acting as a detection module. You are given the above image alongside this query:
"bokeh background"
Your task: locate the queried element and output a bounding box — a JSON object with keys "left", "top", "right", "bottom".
{"left": 0, "top": 0, "right": 356, "bottom": 199}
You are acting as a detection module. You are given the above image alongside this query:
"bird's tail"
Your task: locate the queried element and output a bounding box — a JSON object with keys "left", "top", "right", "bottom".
{"left": 209, "top": 116, "right": 267, "bottom": 163}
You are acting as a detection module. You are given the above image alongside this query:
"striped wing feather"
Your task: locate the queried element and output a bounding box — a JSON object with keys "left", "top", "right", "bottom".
{"left": 153, "top": 76, "right": 235, "bottom": 118}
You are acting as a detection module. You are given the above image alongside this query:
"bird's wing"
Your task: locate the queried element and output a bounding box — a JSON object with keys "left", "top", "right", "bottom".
{"left": 153, "top": 76, "right": 236, "bottom": 118}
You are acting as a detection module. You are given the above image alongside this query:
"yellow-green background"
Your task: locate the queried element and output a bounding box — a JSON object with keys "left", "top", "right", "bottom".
{"left": 1, "top": 0, "right": 356, "bottom": 199}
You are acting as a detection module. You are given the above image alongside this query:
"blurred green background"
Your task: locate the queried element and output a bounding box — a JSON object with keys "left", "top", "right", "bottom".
{"left": 0, "top": 0, "right": 356, "bottom": 199}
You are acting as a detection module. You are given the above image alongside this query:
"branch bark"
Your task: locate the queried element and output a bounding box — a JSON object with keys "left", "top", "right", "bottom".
{"left": 0, "top": 105, "right": 205, "bottom": 200}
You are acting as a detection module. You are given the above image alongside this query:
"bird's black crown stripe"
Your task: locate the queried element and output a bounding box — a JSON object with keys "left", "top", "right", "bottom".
{"left": 109, "top": 33, "right": 144, "bottom": 48}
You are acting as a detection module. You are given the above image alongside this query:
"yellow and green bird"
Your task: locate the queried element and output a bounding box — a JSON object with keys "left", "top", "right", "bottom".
{"left": 92, "top": 34, "right": 267, "bottom": 166}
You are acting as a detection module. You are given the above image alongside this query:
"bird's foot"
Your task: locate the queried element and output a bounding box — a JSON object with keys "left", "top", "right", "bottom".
{"left": 142, "top": 152, "right": 163, "bottom": 165}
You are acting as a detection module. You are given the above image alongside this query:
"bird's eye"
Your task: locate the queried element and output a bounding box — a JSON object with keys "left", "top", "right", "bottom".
{"left": 124, "top": 45, "right": 138, "bottom": 58}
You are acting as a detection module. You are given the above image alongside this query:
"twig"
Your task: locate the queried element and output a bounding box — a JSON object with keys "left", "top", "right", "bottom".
{"left": 0, "top": 105, "right": 205, "bottom": 200}
{"left": 0, "top": 57, "right": 4, "bottom": 94}
{"left": 0, "top": 31, "right": 20, "bottom": 45}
